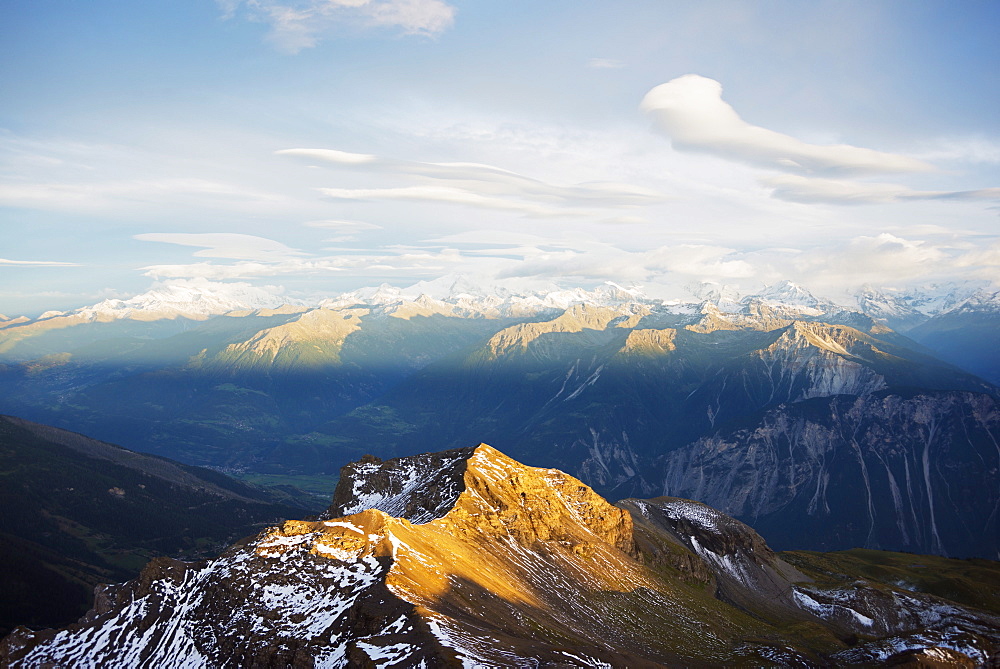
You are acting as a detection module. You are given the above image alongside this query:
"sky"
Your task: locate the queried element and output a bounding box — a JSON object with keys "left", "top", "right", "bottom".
{"left": 2, "top": 0, "right": 999, "bottom": 315}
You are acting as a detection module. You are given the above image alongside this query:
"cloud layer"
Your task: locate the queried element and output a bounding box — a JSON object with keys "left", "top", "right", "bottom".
{"left": 766, "top": 175, "right": 1000, "bottom": 205}
{"left": 133, "top": 226, "right": 998, "bottom": 301}
{"left": 134, "top": 233, "right": 307, "bottom": 261}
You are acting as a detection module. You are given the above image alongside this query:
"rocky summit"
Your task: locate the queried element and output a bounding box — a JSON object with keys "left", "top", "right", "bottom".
{"left": 3, "top": 444, "right": 998, "bottom": 667}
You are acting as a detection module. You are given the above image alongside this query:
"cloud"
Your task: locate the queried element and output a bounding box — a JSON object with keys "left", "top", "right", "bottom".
{"left": 138, "top": 240, "right": 477, "bottom": 281}
{"left": 135, "top": 233, "right": 307, "bottom": 261}
{"left": 954, "top": 241, "right": 1000, "bottom": 283}
{"left": 133, "top": 228, "right": 1000, "bottom": 304}
{"left": 366, "top": 0, "right": 454, "bottom": 34}
{"left": 280, "top": 147, "right": 664, "bottom": 218}
{"left": 318, "top": 186, "right": 590, "bottom": 217}
{"left": 792, "top": 233, "right": 951, "bottom": 288}
{"left": 279, "top": 148, "right": 663, "bottom": 204}
{"left": 766, "top": 175, "right": 1000, "bottom": 205}
{"left": 288, "top": 149, "right": 378, "bottom": 165}
{"left": 492, "top": 241, "right": 758, "bottom": 286}
{"left": 305, "top": 219, "right": 383, "bottom": 230}
{"left": 0, "top": 178, "right": 285, "bottom": 213}
{"left": 0, "top": 258, "right": 80, "bottom": 266}
{"left": 640, "top": 74, "right": 931, "bottom": 176}
{"left": 643, "top": 245, "right": 757, "bottom": 278}
{"left": 221, "top": 0, "right": 455, "bottom": 52}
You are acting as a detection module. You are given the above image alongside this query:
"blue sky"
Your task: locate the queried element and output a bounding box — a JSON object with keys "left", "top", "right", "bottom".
{"left": 2, "top": 0, "right": 999, "bottom": 314}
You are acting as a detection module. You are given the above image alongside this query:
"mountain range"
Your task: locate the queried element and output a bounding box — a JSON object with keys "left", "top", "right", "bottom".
{"left": 1, "top": 278, "right": 997, "bottom": 560}
{"left": 3, "top": 444, "right": 998, "bottom": 667}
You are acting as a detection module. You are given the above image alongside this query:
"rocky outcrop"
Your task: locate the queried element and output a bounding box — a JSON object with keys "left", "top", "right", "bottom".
{"left": 324, "top": 446, "right": 475, "bottom": 523}
{"left": 618, "top": 327, "right": 677, "bottom": 355}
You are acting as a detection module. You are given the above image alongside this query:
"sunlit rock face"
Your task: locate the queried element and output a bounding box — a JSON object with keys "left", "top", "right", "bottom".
{"left": 4, "top": 444, "right": 999, "bottom": 667}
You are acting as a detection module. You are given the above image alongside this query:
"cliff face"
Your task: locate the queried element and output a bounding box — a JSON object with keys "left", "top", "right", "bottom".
{"left": 4, "top": 444, "right": 998, "bottom": 668}
{"left": 660, "top": 391, "right": 1000, "bottom": 558}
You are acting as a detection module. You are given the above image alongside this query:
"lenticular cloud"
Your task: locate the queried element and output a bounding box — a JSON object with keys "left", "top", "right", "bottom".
{"left": 640, "top": 74, "right": 930, "bottom": 177}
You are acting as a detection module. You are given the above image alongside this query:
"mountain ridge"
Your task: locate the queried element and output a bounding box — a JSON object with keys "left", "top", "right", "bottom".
{"left": 4, "top": 444, "right": 998, "bottom": 667}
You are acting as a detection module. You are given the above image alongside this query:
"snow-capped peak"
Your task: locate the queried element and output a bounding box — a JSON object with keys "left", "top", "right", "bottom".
{"left": 687, "top": 282, "right": 743, "bottom": 313}
{"left": 756, "top": 280, "right": 813, "bottom": 303}
{"left": 321, "top": 275, "right": 663, "bottom": 317}
{"left": 949, "top": 288, "right": 1000, "bottom": 314}
{"left": 76, "top": 279, "right": 295, "bottom": 321}
{"left": 893, "top": 281, "right": 988, "bottom": 317}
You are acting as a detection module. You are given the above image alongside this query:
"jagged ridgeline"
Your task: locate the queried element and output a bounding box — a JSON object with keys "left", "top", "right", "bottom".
{"left": 1, "top": 282, "right": 998, "bottom": 559}
{"left": 3, "top": 445, "right": 998, "bottom": 667}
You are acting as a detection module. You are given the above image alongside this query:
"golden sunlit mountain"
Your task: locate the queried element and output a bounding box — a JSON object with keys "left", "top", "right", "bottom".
{"left": 5, "top": 444, "right": 998, "bottom": 666}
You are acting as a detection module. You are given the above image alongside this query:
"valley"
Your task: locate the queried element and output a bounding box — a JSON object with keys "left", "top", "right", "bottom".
{"left": 1, "top": 280, "right": 998, "bottom": 560}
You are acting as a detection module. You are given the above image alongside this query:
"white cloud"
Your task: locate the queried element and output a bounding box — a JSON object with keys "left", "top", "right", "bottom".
{"left": 366, "top": 0, "right": 454, "bottom": 34}
{"left": 281, "top": 146, "right": 664, "bottom": 222}
{"left": 643, "top": 245, "right": 757, "bottom": 278}
{"left": 221, "top": 0, "right": 455, "bottom": 53}
{"left": 286, "top": 149, "right": 378, "bottom": 165}
{"left": 139, "top": 243, "right": 475, "bottom": 281}
{"left": 0, "top": 258, "right": 80, "bottom": 266}
{"left": 304, "top": 219, "right": 383, "bottom": 231}
{"left": 279, "top": 147, "right": 664, "bottom": 207}
{"left": 132, "top": 228, "right": 1000, "bottom": 304}
{"left": 766, "top": 174, "right": 1000, "bottom": 205}
{"left": 640, "top": 74, "right": 931, "bottom": 176}
{"left": 491, "top": 240, "right": 759, "bottom": 286}
{"left": 135, "top": 233, "right": 307, "bottom": 261}
{"left": 427, "top": 230, "right": 556, "bottom": 246}
{"left": 791, "top": 233, "right": 952, "bottom": 292}
{"left": 954, "top": 241, "right": 1000, "bottom": 284}
{"left": 318, "top": 185, "right": 591, "bottom": 217}
{"left": 0, "top": 178, "right": 286, "bottom": 213}
{"left": 142, "top": 262, "right": 292, "bottom": 280}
